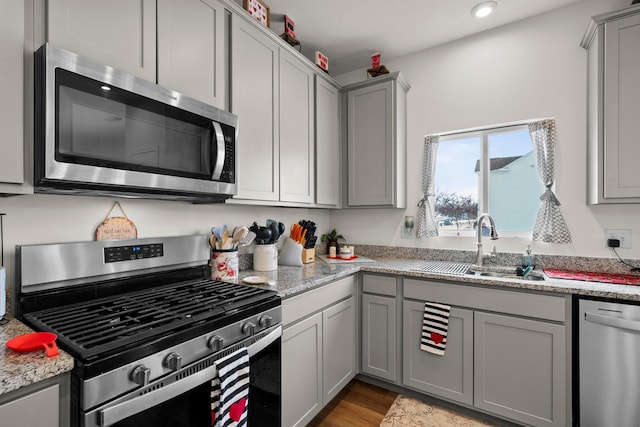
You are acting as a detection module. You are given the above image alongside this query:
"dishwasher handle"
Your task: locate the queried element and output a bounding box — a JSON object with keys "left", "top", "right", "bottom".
{"left": 584, "top": 311, "right": 640, "bottom": 333}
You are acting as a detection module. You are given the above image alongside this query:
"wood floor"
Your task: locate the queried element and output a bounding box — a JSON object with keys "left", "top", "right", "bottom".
{"left": 307, "top": 379, "right": 398, "bottom": 427}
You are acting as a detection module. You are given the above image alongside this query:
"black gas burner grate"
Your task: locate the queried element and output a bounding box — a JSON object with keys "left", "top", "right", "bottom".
{"left": 23, "top": 279, "right": 275, "bottom": 360}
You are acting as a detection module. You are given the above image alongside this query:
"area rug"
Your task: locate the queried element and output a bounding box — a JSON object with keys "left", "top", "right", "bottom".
{"left": 380, "top": 395, "right": 496, "bottom": 427}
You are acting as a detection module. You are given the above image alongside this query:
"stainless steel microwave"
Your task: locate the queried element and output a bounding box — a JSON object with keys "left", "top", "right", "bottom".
{"left": 34, "top": 43, "right": 237, "bottom": 202}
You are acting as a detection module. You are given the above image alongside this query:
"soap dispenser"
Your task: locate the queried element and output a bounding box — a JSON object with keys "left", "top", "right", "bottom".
{"left": 522, "top": 244, "right": 535, "bottom": 269}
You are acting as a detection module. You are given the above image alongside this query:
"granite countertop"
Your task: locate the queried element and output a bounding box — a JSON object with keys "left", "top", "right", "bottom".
{"left": 0, "top": 317, "right": 74, "bottom": 397}
{"left": 240, "top": 256, "right": 640, "bottom": 302}
{"left": 3, "top": 253, "right": 640, "bottom": 398}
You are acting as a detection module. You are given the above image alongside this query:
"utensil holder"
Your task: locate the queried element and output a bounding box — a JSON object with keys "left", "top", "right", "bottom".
{"left": 211, "top": 249, "right": 239, "bottom": 282}
{"left": 254, "top": 244, "right": 278, "bottom": 271}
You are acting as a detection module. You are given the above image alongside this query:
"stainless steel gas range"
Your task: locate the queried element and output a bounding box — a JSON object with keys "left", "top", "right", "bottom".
{"left": 15, "top": 235, "right": 281, "bottom": 427}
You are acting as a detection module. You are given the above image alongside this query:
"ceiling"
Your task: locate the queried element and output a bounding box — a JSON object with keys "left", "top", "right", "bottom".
{"left": 261, "top": 0, "right": 586, "bottom": 76}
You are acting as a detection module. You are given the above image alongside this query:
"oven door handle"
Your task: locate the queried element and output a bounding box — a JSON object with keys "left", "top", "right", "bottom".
{"left": 99, "top": 325, "right": 282, "bottom": 427}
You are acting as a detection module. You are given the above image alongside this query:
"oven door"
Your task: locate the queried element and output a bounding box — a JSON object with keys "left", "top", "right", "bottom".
{"left": 81, "top": 326, "right": 281, "bottom": 427}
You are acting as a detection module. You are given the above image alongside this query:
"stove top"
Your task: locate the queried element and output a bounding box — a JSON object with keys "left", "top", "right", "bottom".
{"left": 23, "top": 278, "right": 278, "bottom": 362}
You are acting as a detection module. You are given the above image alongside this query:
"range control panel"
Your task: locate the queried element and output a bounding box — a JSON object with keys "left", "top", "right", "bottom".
{"left": 104, "top": 243, "right": 164, "bottom": 263}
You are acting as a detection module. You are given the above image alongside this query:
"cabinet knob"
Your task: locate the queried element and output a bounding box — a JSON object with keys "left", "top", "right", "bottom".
{"left": 242, "top": 322, "right": 256, "bottom": 336}
{"left": 164, "top": 352, "right": 182, "bottom": 371}
{"left": 130, "top": 365, "right": 151, "bottom": 386}
{"left": 207, "top": 335, "right": 224, "bottom": 352}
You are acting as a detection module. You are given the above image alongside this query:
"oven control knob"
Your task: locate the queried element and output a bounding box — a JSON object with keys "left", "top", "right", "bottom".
{"left": 164, "top": 352, "right": 182, "bottom": 371}
{"left": 242, "top": 321, "right": 256, "bottom": 336}
{"left": 258, "top": 315, "right": 273, "bottom": 328}
{"left": 207, "top": 335, "right": 224, "bottom": 352}
{"left": 130, "top": 365, "right": 151, "bottom": 386}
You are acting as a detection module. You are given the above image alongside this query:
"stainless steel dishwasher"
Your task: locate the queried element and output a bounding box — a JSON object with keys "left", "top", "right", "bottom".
{"left": 579, "top": 299, "right": 640, "bottom": 426}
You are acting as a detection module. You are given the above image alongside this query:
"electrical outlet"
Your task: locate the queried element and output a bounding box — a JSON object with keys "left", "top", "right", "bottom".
{"left": 605, "top": 229, "right": 632, "bottom": 249}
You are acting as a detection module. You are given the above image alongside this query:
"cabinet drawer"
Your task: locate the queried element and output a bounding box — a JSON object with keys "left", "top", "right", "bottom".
{"left": 362, "top": 274, "right": 397, "bottom": 296}
{"left": 404, "top": 278, "right": 565, "bottom": 322}
{"left": 283, "top": 275, "right": 355, "bottom": 325}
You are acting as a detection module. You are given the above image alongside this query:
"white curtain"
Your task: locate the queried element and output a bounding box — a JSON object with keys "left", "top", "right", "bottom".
{"left": 529, "top": 120, "right": 572, "bottom": 243}
{"left": 416, "top": 135, "right": 439, "bottom": 238}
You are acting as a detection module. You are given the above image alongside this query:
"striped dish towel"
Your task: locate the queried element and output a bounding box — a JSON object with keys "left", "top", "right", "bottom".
{"left": 211, "top": 347, "right": 250, "bottom": 426}
{"left": 421, "top": 302, "right": 451, "bottom": 355}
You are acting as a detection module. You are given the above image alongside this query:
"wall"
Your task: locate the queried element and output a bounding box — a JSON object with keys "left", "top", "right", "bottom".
{"left": 333, "top": 0, "right": 640, "bottom": 260}
{"left": 0, "top": 195, "right": 330, "bottom": 295}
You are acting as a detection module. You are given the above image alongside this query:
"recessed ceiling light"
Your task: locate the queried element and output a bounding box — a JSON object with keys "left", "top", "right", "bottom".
{"left": 471, "top": 1, "right": 497, "bottom": 18}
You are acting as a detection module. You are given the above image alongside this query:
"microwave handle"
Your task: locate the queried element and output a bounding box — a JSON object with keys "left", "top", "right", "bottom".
{"left": 211, "top": 121, "right": 225, "bottom": 181}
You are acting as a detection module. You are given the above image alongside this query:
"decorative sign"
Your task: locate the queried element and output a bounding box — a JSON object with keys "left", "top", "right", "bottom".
{"left": 371, "top": 52, "right": 381, "bottom": 69}
{"left": 95, "top": 202, "right": 137, "bottom": 241}
{"left": 315, "top": 51, "right": 329, "bottom": 72}
{"left": 243, "top": 0, "right": 270, "bottom": 27}
{"left": 284, "top": 15, "right": 296, "bottom": 38}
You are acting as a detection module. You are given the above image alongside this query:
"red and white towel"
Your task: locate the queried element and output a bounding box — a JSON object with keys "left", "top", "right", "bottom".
{"left": 421, "top": 302, "right": 451, "bottom": 355}
{"left": 211, "top": 347, "right": 250, "bottom": 426}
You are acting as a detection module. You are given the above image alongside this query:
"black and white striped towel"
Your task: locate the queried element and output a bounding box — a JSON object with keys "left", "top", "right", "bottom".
{"left": 421, "top": 302, "right": 451, "bottom": 355}
{"left": 211, "top": 347, "right": 250, "bottom": 426}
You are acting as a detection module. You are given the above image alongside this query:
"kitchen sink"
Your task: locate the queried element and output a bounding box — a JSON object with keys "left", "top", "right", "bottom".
{"left": 466, "top": 268, "right": 545, "bottom": 281}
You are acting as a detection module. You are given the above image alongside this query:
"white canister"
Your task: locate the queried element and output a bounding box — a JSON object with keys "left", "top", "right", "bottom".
{"left": 0, "top": 267, "right": 5, "bottom": 320}
{"left": 254, "top": 244, "right": 278, "bottom": 271}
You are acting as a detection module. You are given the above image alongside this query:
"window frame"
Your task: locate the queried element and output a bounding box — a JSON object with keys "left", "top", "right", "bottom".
{"left": 434, "top": 123, "right": 535, "bottom": 238}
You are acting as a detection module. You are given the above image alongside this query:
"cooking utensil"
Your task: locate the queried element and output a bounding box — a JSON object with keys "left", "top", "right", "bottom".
{"left": 221, "top": 229, "right": 230, "bottom": 249}
{"left": 256, "top": 227, "right": 272, "bottom": 245}
{"left": 6, "top": 332, "right": 59, "bottom": 357}
{"left": 232, "top": 226, "right": 249, "bottom": 248}
{"left": 209, "top": 233, "right": 218, "bottom": 249}
{"left": 239, "top": 231, "right": 256, "bottom": 247}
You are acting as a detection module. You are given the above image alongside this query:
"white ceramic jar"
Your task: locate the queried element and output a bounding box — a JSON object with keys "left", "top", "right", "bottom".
{"left": 254, "top": 244, "right": 278, "bottom": 271}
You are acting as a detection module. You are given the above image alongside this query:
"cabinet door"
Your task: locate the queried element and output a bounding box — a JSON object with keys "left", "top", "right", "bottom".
{"left": 47, "top": 0, "right": 156, "bottom": 81}
{"left": 603, "top": 13, "right": 640, "bottom": 199}
{"left": 282, "top": 313, "right": 322, "bottom": 427}
{"left": 157, "top": 0, "right": 227, "bottom": 109}
{"left": 0, "top": 384, "right": 59, "bottom": 427}
{"left": 279, "top": 50, "right": 314, "bottom": 204}
{"left": 361, "top": 294, "right": 396, "bottom": 382}
{"left": 474, "top": 312, "right": 565, "bottom": 427}
{"left": 347, "top": 80, "right": 394, "bottom": 207}
{"left": 402, "top": 300, "right": 473, "bottom": 405}
{"left": 315, "top": 77, "right": 341, "bottom": 207}
{"left": 323, "top": 297, "right": 356, "bottom": 402}
{"left": 230, "top": 16, "right": 279, "bottom": 201}
{"left": 0, "top": 0, "right": 25, "bottom": 189}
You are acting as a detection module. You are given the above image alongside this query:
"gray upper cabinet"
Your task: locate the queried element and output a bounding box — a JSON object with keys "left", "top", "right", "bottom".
{"left": 343, "top": 72, "right": 410, "bottom": 208}
{"left": 157, "top": 0, "right": 228, "bottom": 109}
{"left": 583, "top": 5, "right": 640, "bottom": 203}
{"left": 46, "top": 0, "right": 157, "bottom": 82}
{"left": 315, "top": 76, "right": 342, "bottom": 207}
{"left": 230, "top": 13, "right": 280, "bottom": 202}
{"left": 0, "top": 0, "right": 30, "bottom": 194}
{"left": 279, "top": 49, "right": 315, "bottom": 204}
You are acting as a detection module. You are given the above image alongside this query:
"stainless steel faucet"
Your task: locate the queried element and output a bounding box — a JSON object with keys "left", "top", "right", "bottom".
{"left": 476, "top": 213, "right": 499, "bottom": 265}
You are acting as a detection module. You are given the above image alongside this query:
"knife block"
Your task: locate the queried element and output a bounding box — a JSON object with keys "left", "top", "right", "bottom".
{"left": 302, "top": 248, "right": 315, "bottom": 264}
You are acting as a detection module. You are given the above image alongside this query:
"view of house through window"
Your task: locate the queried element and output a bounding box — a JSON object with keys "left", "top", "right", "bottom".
{"left": 434, "top": 125, "right": 543, "bottom": 236}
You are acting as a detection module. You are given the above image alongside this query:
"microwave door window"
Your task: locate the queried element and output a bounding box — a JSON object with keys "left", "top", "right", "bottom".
{"left": 57, "top": 79, "right": 212, "bottom": 180}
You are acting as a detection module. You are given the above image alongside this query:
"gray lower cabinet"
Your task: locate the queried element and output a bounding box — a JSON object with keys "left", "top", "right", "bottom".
{"left": 401, "top": 278, "right": 568, "bottom": 427}
{"left": 0, "top": 373, "right": 70, "bottom": 427}
{"left": 361, "top": 294, "right": 396, "bottom": 382}
{"left": 403, "top": 301, "right": 473, "bottom": 405}
{"left": 474, "top": 312, "right": 566, "bottom": 427}
{"left": 282, "top": 312, "right": 323, "bottom": 427}
{"left": 282, "top": 276, "right": 356, "bottom": 427}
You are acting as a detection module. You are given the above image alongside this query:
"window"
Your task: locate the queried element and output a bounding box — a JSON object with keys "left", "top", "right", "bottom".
{"left": 434, "top": 125, "right": 543, "bottom": 237}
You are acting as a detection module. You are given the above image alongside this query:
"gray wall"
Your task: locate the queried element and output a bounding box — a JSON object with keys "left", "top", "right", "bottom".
{"left": 333, "top": 0, "right": 638, "bottom": 260}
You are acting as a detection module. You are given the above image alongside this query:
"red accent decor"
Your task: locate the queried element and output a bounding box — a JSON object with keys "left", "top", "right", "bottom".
{"left": 544, "top": 269, "right": 640, "bottom": 286}
{"left": 431, "top": 332, "right": 443, "bottom": 345}
{"left": 327, "top": 255, "right": 359, "bottom": 261}
{"left": 211, "top": 411, "right": 216, "bottom": 426}
{"left": 229, "top": 397, "right": 247, "bottom": 422}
